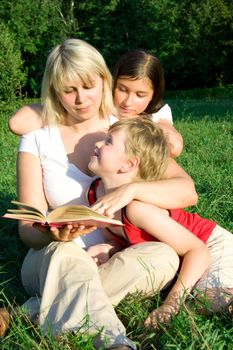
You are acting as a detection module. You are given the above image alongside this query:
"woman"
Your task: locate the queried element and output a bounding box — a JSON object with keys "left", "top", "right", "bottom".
{"left": 3, "top": 39, "right": 197, "bottom": 349}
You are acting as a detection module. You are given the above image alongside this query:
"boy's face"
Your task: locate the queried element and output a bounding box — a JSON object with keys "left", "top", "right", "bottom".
{"left": 88, "top": 129, "right": 128, "bottom": 177}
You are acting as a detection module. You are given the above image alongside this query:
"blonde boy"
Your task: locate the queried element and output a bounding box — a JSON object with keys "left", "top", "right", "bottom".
{"left": 88, "top": 117, "right": 233, "bottom": 329}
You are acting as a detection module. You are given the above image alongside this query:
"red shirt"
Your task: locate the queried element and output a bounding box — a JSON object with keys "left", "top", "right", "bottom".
{"left": 88, "top": 178, "right": 216, "bottom": 246}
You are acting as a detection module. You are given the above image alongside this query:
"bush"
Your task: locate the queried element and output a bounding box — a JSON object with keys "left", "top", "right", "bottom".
{"left": 0, "top": 23, "right": 26, "bottom": 100}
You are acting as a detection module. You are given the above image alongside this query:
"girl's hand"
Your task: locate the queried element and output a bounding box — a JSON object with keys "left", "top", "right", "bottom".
{"left": 91, "top": 183, "right": 135, "bottom": 217}
{"left": 33, "top": 223, "right": 96, "bottom": 242}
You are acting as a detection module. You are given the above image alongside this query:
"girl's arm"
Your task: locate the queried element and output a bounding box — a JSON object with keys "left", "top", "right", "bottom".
{"left": 157, "top": 119, "right": 183, "bottom": 158}
{"left": 17, "top": 152, "right": 95, "bottom": 249}
{"left": 8, "top": 104, "right": 43, "bottom": 135}
{"left": 91, "top": 158, "right": 198, "bottom": 217}
{"left": 127, "top": 200, "right": 210, "bottom": 327}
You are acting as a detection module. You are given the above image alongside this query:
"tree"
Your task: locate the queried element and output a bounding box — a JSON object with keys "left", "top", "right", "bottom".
{"left": 0, "top": 23, "right": 26, "bottom": 100}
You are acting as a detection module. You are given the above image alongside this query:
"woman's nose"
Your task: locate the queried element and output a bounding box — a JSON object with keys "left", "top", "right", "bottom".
{"left": 75, "top": 89, "right": 85, "bottom": 104}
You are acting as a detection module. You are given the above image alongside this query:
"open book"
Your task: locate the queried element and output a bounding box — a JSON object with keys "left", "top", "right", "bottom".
{"left": 2, "top": 200, "right": 123, "bottom": 229}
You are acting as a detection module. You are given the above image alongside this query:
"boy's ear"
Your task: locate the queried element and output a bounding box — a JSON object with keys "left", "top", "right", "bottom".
{"left": 120, "top": 156, "right": 140, "bottom": 173}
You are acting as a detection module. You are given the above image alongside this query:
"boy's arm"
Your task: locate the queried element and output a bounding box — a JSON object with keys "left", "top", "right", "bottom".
{"left": 8, "top": 104, "right": 43, "bottom": 135}
{"left": 127, "top": 200, "right": 210, "bottom": 328}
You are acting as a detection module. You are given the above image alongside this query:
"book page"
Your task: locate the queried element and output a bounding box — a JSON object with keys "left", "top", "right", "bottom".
{"left": 47, "top": 205, "right": 122, "bottom": 226}
{"left": 11, "top": 201, "right": 46, "bottom": 217}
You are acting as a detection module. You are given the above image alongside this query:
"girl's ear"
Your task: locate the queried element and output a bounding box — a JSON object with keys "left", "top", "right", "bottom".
{"left": 120, "top": 156, "right": 140, "bottom": 173}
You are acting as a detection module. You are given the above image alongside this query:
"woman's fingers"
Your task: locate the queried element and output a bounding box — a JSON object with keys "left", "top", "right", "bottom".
{"left": 33, "top": 223, "right": 96, "bottom": 242}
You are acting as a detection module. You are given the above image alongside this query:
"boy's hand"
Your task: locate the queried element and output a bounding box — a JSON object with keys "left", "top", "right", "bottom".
{"left": 86, "top": 243, "right": 113, "bottom": 265}
{"left": 144, "top": 293, "right": 181, "bottom": 329}
{"left": 144, "top": 303, "right": 177, "bottom": 329}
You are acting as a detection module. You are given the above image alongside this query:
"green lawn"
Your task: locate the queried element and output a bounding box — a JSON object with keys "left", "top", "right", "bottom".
{"left": 0, "top": 90, "right": 232, "bottom": 349}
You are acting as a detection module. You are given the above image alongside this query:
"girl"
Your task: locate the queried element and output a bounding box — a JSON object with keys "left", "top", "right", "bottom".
{"left": 112, "top": 50, "right": 183, "bottom": 157}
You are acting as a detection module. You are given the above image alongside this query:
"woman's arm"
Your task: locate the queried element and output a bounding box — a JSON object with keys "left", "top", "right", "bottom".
{"left": 127, "top": 201, "right": 210, "bottom": 327}
{"left": 17, "top": 151, "right": 52, "bottom": 248}
{"left": 91, "top": 158, "right": 198, "bottom": 217}
{"left": 157, "top": 119, "right": 183, "bottom": 158}
{"left": 17, "top": 152, "right": 95, "bottom": 249}
{"left": 8, "top": 104, "right": 43, "bottom": 135}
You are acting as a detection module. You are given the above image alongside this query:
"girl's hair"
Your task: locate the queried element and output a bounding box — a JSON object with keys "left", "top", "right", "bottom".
{"left": 109, "top": 117, "right": 169, "bottom": 180}
{"left": 41, "top": 38, "right": 115, "bottom": 124}
{"left": 113, "top": 50, "right": 165, "bottom": 113}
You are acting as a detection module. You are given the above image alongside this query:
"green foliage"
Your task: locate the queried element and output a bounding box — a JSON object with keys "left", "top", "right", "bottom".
{"left": 0, "top": 23, "right": 26, "bottom": 100}
{"left": 0, "top": 0, "right": 81, "bottom": 96}
{"left": 0, "top": 0, "right": 232, "bottom": 97}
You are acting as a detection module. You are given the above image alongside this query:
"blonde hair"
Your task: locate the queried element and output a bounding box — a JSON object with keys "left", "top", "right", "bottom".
{"left": 109, "top": 117, "right": 169, "bottom": 180}
{"left": 41, "top": 38, "right": 115, "bottom": 124}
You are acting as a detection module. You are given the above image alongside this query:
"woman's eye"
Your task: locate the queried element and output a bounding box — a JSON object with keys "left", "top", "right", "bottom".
{"left": 83, "top": 85, "right": 93, "bottom": 89}
{"left": 64, "top": 89, "right": 73, "bottom": 94}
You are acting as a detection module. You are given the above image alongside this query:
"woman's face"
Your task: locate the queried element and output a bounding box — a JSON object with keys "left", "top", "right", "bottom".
{"left": 58, "top": 74, "right": 103, "bottom": 123}
{"left": 113, "top": 77, "right": 154, "bottom": 119}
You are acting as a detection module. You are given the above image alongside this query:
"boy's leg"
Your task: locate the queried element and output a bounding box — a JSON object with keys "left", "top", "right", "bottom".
{"left": 193, "top": 225, "right": 233, "bottom": 314}
{"left": 99, "top": 242, "right": 180, "bottom": 306}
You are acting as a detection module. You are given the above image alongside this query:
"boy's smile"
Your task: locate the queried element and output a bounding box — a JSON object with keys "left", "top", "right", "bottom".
{"left": 88, "top": 129, "right": 127, "bottom": 179}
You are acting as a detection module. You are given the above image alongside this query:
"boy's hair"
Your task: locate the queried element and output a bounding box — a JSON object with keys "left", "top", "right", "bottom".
{"left": 41, "top": 38, "right": 115, "bottom": 125}
{"left": 112, "top": 50, "right": 165, "bottom": 113}
{"left": 109, "top": 117, "right": 170, "bottom": 180}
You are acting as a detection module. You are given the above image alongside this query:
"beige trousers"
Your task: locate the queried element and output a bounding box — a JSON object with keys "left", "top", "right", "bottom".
{"left": 195, "top": 225, "right": 233, "bottom": 291}
{"left": 21, "top": 241, "right": 179, "bottom": 348}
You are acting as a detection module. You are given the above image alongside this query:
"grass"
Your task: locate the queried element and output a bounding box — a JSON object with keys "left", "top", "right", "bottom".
{"left": 0, "top": 87, "right": 233, "bottom": 349}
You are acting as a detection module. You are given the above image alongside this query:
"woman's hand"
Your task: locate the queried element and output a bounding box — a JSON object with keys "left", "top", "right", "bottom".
{"left": 33, "top": 223, "right": 96, "bottom": 242}
{"left": 91, "top": 183, "right": 136, "bottom": 217}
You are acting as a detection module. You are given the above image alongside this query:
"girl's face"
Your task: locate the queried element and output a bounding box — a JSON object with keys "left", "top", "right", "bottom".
{"left": 113, "top": 77, "right": 154, "bottom": 119}
{"left": 58, "top": 74, "right": 103, "bottom": 123}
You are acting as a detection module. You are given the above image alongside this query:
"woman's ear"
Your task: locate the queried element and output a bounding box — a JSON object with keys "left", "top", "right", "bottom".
{"left": 120, "top": 156, "right": 140, "bottom": 173}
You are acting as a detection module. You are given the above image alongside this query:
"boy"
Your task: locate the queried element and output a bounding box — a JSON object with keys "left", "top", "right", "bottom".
{"left": 87, "top": 117, "right": 233, "bottom": 329}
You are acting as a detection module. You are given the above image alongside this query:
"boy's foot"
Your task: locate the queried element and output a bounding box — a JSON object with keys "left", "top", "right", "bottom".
{"left": 0, "top": 308, "right": 11, "bottom": 337}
